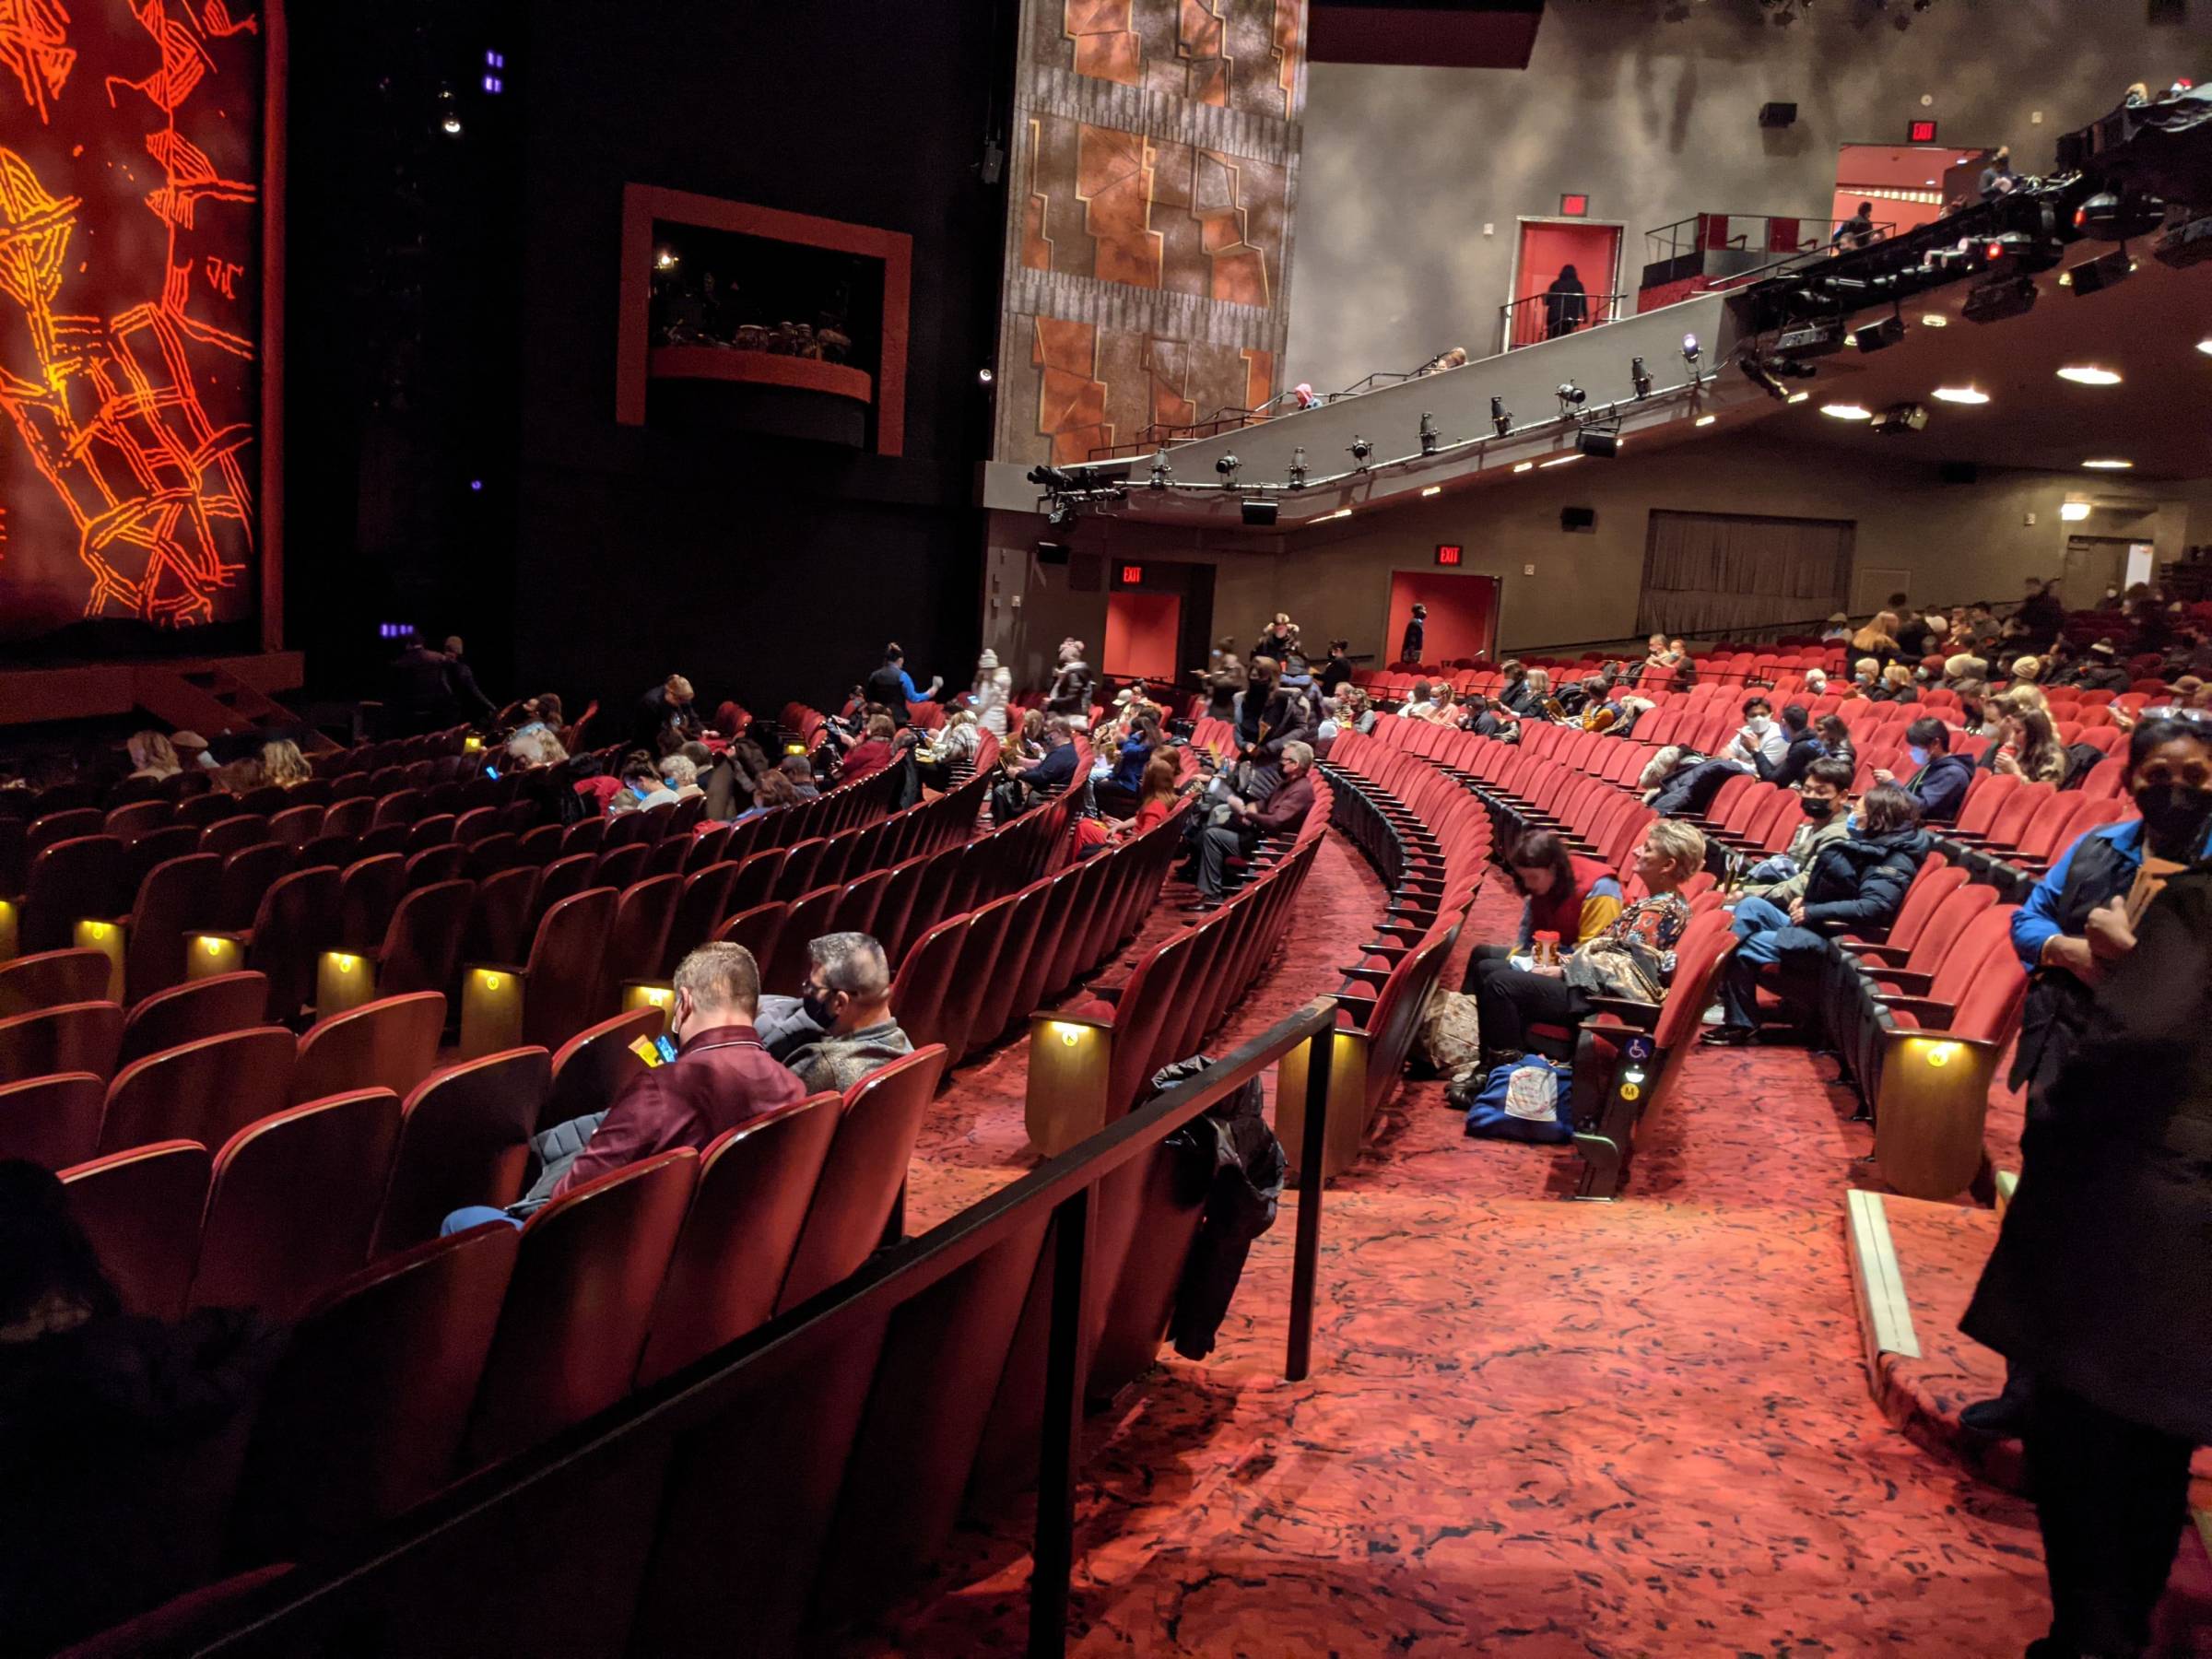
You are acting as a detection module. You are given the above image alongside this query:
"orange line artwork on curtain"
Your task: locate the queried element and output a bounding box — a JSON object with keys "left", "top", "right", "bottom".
{"left": 0, "top": 0, "right": 261, "bottom": 637}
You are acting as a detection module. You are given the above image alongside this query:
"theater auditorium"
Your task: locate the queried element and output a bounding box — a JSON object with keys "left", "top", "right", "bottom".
{"left": 3, "top": 1, "right": 2212, "bottom": 1654}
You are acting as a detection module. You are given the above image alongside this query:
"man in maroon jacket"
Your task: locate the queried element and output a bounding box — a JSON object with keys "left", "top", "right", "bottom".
{"left": 1192, "top": 740, "right": 1316, "bottom": 905}
{"left": 442, "top": 942, "right": 805, "bottom": 1230}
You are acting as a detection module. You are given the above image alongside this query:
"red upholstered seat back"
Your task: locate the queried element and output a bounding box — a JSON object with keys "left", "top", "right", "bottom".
{"left": 62, "top": 1140, "right": 211, "bottom": 1320}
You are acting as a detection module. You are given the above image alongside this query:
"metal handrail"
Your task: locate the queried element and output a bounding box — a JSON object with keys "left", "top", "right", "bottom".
{"left": 1498, "top": 288, "right": 1628, "bottom": 351}
{"left": 1085, "top": 357, "right": 1447, "bottom": 460}
{"left": 197, "top": 995, "right": 1344, "bottom": 1659}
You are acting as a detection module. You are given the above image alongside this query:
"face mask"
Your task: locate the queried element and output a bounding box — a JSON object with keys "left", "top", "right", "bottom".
{"left": 2136, "top": 783, "right": 2212, "bottom": 851}
{"left": 801, "top": 988, "right": 838, "bottom": 1030}
{"left": 1747, "top": 716, "right": 1771, "bottom": 735}
{"left": 1801, "top": 796, "right": 1837, "bottom": 821}
{"left": 1907, "top": 745, "right": 1929, "bottom": 768}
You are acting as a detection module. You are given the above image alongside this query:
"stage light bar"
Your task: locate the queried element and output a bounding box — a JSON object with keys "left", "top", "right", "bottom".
{"left": 1852, "top": 315, "right": 1906, "bottom": 353}
{"left": 1961, "top": 275, "right": 2039, "bottom": 324}
{"left": 2061, "top": 247, "right": 2136, "bottom": 296}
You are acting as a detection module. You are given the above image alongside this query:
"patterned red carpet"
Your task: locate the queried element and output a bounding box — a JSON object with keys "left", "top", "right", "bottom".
{"left": 853, "top": 830, "right": 2172, "bottom": 1656}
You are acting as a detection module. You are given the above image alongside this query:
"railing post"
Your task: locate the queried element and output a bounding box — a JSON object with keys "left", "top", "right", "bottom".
{"left": 1028, "top": 1182, "right": 1092, "bottom": 1659}
{"left": 1286, "top": 1019, "right": 1332, "bottom": 1382}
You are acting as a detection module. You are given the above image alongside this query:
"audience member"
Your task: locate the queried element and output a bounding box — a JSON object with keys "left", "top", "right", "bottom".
{"left": 780, "top": 754, "right": 821, "bottom": 799}
{"left": 259, "top": 739, "right": 312, "bottom": 788}
{"left": 659, "top": 753, "right": 704, "bottom": 800}
{"left": 1873, "top": 664, "right": 1920, "bottom": 704}
{"left": 1543, "top": 264, "right": 1588, "bottom": 338}
{"left": 970, "top": 650, "right": 1012, "bottom": 736}
{"left": 1722, "top": 695, "right": 1788, "bottom": 773}
{"left": 1115, "top": 750, "right": 1184, "bottom": 840}
{"left": 1205, "top": 652, "right": 1248, "bottom": 721}
{"left": 840, "top": 714, "right": 900, "bottom": 782}
{"left": 1400, "top": 604, "right": 1427, "bottom": 664}
{"left": 1730, "top": 758, "right": 1855, "bottom": 907}
{"left": 1977, "top": 145, "right": 2015, "bottom": 200}
{"left": 1235, "top": 656, "right": 1277, "bottom": 747}
{"left": 1705, "top": 783, "right": 1928, "bottom": 1045}
{"left": 1317, "top": 640, "right": 1354, "bottom": 694}
{"left": 384, "top": 633, "right": 461, "bottom": 734}
{"left": 610, "top": 755, "right": 678, "bottom": 814}
{"left": 1852, "top": 612, "right": 1901, "bottom": 662}
{"left": 865, "top": 642, "right": 942, "bottom": 711}
{"left": 442, "top": 635, "right": 496, "bottom": 723}
{"left": 1832, "top": 199, "right": 1877, "bottom": 248}
{"left": 736, "top": 768, "right": 800, "bottom": 822}
{"left": 0, "top": 1161, "right": 282, "bottom": 1655}
{"left": 124, "top": 731, "right": 181, "bottom": 782}
{"left": 1253, "top": 612, "right": 1300, "bottom": 664}
{"left": 1474, "top": 821, "right": 1705, "bottom": 1066}
{"left": 1820, "top": 613, "right": 1853, "bottom": 642}
{"left": 1191, "top": 740, "right": 1315, "bottom": 906}
{"left": 1046, "top": 639, "right": 1095, "bottom": 716}
{"left": 1461, "top": 829, "right": 1623, "bottom": 994}
{"left": 1755, "top": 703, "right": 1825, "bottom": 787}
{"left": 1877, "top": 717, "right": 1974, "bottom": 823}
{"left": 633, "top": 674, "right": 698, "bottom": 754}
{"left": 782, "top": 934, "right": 913, "bottom": 1093}
{"left": 2064, "top": 640, "right": 2132, "bottom": 693}
{"left": 1991, "top": 706, "right": 2068, "bottom": 784}
{"left": 1815, "top": 712, "right": 1855, "bottom": 771}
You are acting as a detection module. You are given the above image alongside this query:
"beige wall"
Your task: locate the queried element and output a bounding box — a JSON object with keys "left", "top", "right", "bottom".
{"left": 1195, "top": 429, "right": 2200, "bottom": 658}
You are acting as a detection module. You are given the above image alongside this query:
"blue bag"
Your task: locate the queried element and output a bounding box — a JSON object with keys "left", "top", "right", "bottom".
{"left": 1462, "top": 1056, "right": 1574, "bottom": 1143}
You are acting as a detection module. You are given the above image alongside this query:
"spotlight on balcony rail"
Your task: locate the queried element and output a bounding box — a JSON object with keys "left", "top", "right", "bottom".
{"left": 1418, "top": 411, "right": 1441, "bottom": 456}
{"left": 1556, "top": 382, "right": 1587, "bottom": 417}
{"left": 1147, "top": 451, "right": 1172, "bottom": 489}
{"left": 1490, "top": 396, "right": 1512, "bottom": 439}
{"left": 1630, "top": 357, "right": 1652, "bottom": 398}
{"left": 1347, "top": 434, "right": 1372, "bottom": 470}
{"left": 1215, "top": 453, "right": 1240, "bottom": 488}
{"left": 1288, "top": 446, "right": 1309, "bottom": 489}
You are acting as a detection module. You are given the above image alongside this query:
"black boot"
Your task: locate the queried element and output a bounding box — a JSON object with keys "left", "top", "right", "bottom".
{"left": 1959, "top": 1366, "right": 2036, "bottom": 1438}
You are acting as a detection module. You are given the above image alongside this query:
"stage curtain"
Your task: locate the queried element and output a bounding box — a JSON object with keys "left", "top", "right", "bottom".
{"left": 1636, "top": 510, "right": 1854, "bottom": 639}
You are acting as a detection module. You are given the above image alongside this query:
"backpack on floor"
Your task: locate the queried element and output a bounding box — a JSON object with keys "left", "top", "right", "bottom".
{"left": 1462, "top": 1055, "right": 1574, "bottom": 1144}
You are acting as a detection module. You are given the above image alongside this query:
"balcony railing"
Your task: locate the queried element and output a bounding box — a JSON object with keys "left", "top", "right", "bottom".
{"left": 1498, "top": 288, "right": 1628, "bottom": 351}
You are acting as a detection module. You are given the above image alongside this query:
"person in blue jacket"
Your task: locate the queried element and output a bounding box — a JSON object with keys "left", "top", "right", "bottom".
{"left": 1877, "top": 716, "right": 1976, "bottom": 825}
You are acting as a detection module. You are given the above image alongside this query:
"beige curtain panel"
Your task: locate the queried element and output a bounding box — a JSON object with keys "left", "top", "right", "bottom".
{"left": 1637, "top": 510, "right": 1854, "bottom": 639}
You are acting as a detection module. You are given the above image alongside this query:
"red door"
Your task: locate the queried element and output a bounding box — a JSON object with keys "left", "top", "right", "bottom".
{"left": 1387, "top": 571, "right": 1499, "bottom": 668}
{"left": 1103, "top": 591, "right": 1181, "bottom": 681}
{"left": 1510, "top": 221, "right": 1621, "bottom": 348}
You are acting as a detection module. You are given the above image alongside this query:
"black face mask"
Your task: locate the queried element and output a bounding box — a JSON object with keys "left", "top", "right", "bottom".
{"left": 802, "top": 989, "right": 838, "bottom": 1030}
{"left": 1800, "top": 796, "right": 1838, "bottom": 821}
{"left": 2135, "top": 783, "right": 2212, "bottom": 853}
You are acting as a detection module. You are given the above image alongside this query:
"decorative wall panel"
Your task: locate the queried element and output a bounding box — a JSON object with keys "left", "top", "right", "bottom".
{"left": 995, "top": 0, "right": 1305, "bottom": 467}
{"left": 0, "top": 0, "right": 271, "bottom": 644}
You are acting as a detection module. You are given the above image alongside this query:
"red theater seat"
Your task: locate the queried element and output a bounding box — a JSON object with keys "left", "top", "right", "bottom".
{"left": 61, "top": 1140, "right": 211, "bottom": 1321}
{"left": 371, "top": 1047, "right": 552, "bottom": 1255}
{"left": 0, "top": 1072, "right": 106, "bottom": 1169}
{"left": 116, "top": 971, "right": 272, "bottom": 1068}
{"left": 0, "top": 1000, "right": 124, "bottom": 1088}
{"left": 292, "top": 991, "right": 448, "bottom": 1104}
{"left": 99, "top": 1025, "right": 297, "bottom": 1155}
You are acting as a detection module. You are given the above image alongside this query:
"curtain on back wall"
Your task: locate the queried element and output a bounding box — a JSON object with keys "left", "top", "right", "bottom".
{"left": 1637, "top": 510, "right": 1855, "bottom": 639}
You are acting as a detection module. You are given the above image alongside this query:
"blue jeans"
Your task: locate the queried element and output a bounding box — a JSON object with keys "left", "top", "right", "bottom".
{"left": 1732, "top": 894, "right": 1792, "bottom": 948}
{"left": 1719, "top": 911, "right": 1830, "bottom": 1032}
{"left": 442, "top": 1205, "right": 523, "bottom": 1235}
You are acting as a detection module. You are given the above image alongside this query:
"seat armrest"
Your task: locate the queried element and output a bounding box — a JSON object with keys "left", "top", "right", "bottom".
{"left": 1874, "top": 994, "right": 1957, "bottom": 1025}
{"left": 1582, "top": 994, "right": 1662, "bottom": 1030}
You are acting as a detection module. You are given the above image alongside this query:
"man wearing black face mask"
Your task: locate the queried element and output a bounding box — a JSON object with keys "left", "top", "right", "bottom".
{"left": 1958, "top": 713, "right": 2212, "bottom": 1442}
{"left": 1729, "top": 759, "right": 1853, "bottom": 909}
{"left": 1962, "top": 709, "right": 2212, "bottom": 1659}
{"left": 782, "top": 932, "right": 912, "bottom": 1095}
{"left": 1235, "top": 655, "right": 1277, "bottom": 749}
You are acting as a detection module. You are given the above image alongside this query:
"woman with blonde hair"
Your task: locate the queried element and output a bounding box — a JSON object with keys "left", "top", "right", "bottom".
{"left": 1853, "top": 611, "right": 1901, "bottom": 659}
{"left": 259, "top": 739, "right": 312, "bottom": 788}
{"left": 124, "top": 731, "right": 180, "bottom": 781}
{"left": 1872, "top": 663, "right": 1919, "bottom": 704}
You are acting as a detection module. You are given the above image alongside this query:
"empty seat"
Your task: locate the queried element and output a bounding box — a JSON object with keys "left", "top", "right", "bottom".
{"left": 775, "top": 1045, "right": 947, "bottom": 1312}
{"left": 0, "top": 1000, "right": 124, "bottom": 1088}
{"left": 371, "top": 1047, "right": 552, "bottom": 1255}
{"left": 228, "top": 1223, "right": 522, "bottom": 1562}
{"left": 0, "top": 947, "right": 114, "bottom": 1017}
{"left": 189, "top": 1089, "right": 404, "bottom": 1322}
{"left": 635, "top": 1092, "right": 843, "bottom": 1386}
{"left": 462, "top": 1149, "right": 698, "bottom": 1467}
{"left": 0, "top": 1072, "right": 106, "bottom": 1169}
{"left": 61, "top": 1140, "right": 212, "bottom": 1321}
{"left": 116, "top": 971, "right": 272, "bottom": 1068}
{"left": 540, "top": 1006, "right": 666, "bottom": 1133}
{"left": 99, "top": 1026, "right": 298, "bottom": 1156}
{"left": 459, "top": 887, "right": 618, "bottom": 1058}
{"left": 292, "top": 991, "right": 448, "bottom": 1105}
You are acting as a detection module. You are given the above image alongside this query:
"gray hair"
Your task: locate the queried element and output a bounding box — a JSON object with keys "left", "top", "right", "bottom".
{"left": 1280, "top": 740, "right": 1314, "bottom": 769}
{"left": 673, "top": 942, "right": 761, "bottom": 1013}
{"left": 660, "top": 755, "right": 698, "bottom": 788}
{"left": 809, "top": 932, "right": 889, "bottom": 999}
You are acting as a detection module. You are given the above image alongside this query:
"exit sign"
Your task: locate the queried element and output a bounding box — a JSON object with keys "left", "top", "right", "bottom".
{"left": 1435, "top": 543, "right": 1463, "bottom": 567}
{"left": 1120, "top": 563, "right": 1144, "bottom": 585}
{"left": 1559, "top": 193, "right": 1588, "bottom": 218}
{"left": 1908, "top": 118, "right": 1938, "bottom": 143}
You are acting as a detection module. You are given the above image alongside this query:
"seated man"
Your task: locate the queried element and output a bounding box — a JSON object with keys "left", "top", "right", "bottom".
{"left": 1755, "top": 704, "right": 1825, "bottom": 788}
{"left": 1703, "top": 783, "right": 1928, "bottom": 1046}
{"left": 444, "top": 943, "right": 803, "bottom": 1228}
{"left": 1729, "top": 758, "right": 1854, "bottom": 909}
{"left": 1721, "top": 695, "right": 1788, "bottom": 774}
{"left": 1006, "top": 714, "right": 1079, "bottom": 795}
{"left": 1192, "top": 740, "right": 1315, "bottom": 906}
{"left": 1879, "top": 716, "right": 1976, "bottom": 825}
{"left": 782, "top": 933, "right": 914, "bottom": 1094}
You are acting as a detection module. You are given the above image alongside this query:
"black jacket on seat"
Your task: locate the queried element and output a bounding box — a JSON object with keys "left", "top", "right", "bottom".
{"left": 1798, "top": 825, "right": 1931, "bottom": 932}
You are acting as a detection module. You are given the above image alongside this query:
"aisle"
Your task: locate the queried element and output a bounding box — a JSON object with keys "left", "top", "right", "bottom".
{"left": 858, "top": 832, "right": 2053, "bottom": 1656}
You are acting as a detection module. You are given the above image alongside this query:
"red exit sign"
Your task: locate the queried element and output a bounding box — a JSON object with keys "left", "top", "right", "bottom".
{"left": 1908, "top": 118, "right": 1938, "bottom": 143}
{"left": 1559, "top": 193, "right": 1588, "bottom": 218}
{"left": 1435, "top": 544, "right": 1463, "bottom": 567}
{"left": 1120, "top": 564, "right": 1144, "bottom": 584}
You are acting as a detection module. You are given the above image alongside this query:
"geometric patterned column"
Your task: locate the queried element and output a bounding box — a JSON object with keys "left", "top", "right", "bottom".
{"left": 993, "top": 0, "right": 1308, "bottom": 468}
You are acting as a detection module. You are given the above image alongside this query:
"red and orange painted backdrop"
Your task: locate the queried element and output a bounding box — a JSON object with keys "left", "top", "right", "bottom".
{"left": 0, "top": 0, "right": 266, "bottom": 643}
{"left": 996, "top": 0, "right": 1306, "bottom": 467}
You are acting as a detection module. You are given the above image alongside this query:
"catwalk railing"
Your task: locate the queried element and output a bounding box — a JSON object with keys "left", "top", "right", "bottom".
{"left": 192, "top": 996, "right": 1342, "bottom": 1659}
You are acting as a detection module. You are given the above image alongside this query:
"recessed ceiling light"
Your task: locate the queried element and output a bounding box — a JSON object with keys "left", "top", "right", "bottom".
{"left": 1932, "top": 385, "right": 1989, "bottom": 405}
{"left": 1921, "top": 314, "right": 1948, "bottom": 328}
{"left": 1539, "top": 453, "right": 1581, "bottom": 467}
{"left": 1512, "top": 461, "right": 1535, "bottom": 473}
{"left": 1695, "top": 414, "right": 1717, "bottom": 427}
{"left": 2196, "top": 338, "right": 2212, "bottom": 357}
{"left": 1786, "top": 391, "right": 1810, "bottom": 404}
{"left": 1420, "top": 485, "right": 1442, "bottom": 497}
{"left": 2060, "top": 501, "right": 2093, "bottom": 520}
{"left": 2081, "top": 458, "right": 2134, "bottom": 470}
{"left": 2056, "top": 365, "right": 2122, "bottom": 385}
{"left": 1820, "top": 403, "right": 1872, "bottom": 420}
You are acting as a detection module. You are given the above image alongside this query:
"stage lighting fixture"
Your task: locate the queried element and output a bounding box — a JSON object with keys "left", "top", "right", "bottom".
{"left": 1490, "top": 396, "right": 1512, "bottom": 438}
{"left": 1871, "top": 402, "right": 1930, "bottom": 435}
{"left": 1681, "top": 333, "right": 1701, "bottom": 365}
{"left": 441, "top": 114, "right": 465, "bottom": 136}
{"left": 1026, "top": 464, "right": 1076, "bottom": 492}
{"left": 1577, "top": 427, "right": 1620, "bottom": 458}
{"left": 1046, "top": 498, "right": 1079, "bottom": 530}
{"left": 2056, "top": 365, "right": 2122, "bottom": 386}
{"left": 2074, "top": 191, "right": 2166, "bottom": 241}
{"left": 1147, "top": 452, "right": 1171, "bottom": 489}
{"left": 1555, "top": 382, "right": 1586, "bottom": 414}
{"left": 1739, "top": 356, "right": 1789, "bottom": 401}
{"left": 1241, "top": 499, "right": 1279, "bottom": 527}
{"left": 1962, "top": 275, "right": 2039, "bottom": 324}
{"left": 1774, "top": 319, "right": 1847, "bottom": 358}
{"left": 1216, "top": 453, "right": 1240, "bottom": 487}
{"left": 2151, "top": 215, "right": 2212, "bottom": 270}
{"left": 1852, "top": 314, "right": 1906, "bottom": 353}
{"left": 2061, "top": 247, "right": 2136, "bottom": 296}
{"left": 1980, "top": 233, "right": 2061, "bottom": 276}
{"left": 1347, "top": 435, "right": 1372, "bottom": 470}
{"left": 1288, "top": 446, "right": 1309, "bottom": 489}
{"left": 977, "top": 366, "right": 995, "bottom": 384}
{"left": 1419, "top": 411, "right": 1441, "bottom": 456}
{"left": 1630, "top": 357, "right": 1653, "bottom": 398}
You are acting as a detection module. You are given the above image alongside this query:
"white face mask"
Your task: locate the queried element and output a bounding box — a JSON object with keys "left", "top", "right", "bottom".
{"left": 1747, "top": 716, "right": 1771, "bottom": 734}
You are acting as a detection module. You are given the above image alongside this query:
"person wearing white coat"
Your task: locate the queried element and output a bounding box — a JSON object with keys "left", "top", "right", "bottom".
{"left": 971, "top": 649, "right": 1012, "bottom": 737}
